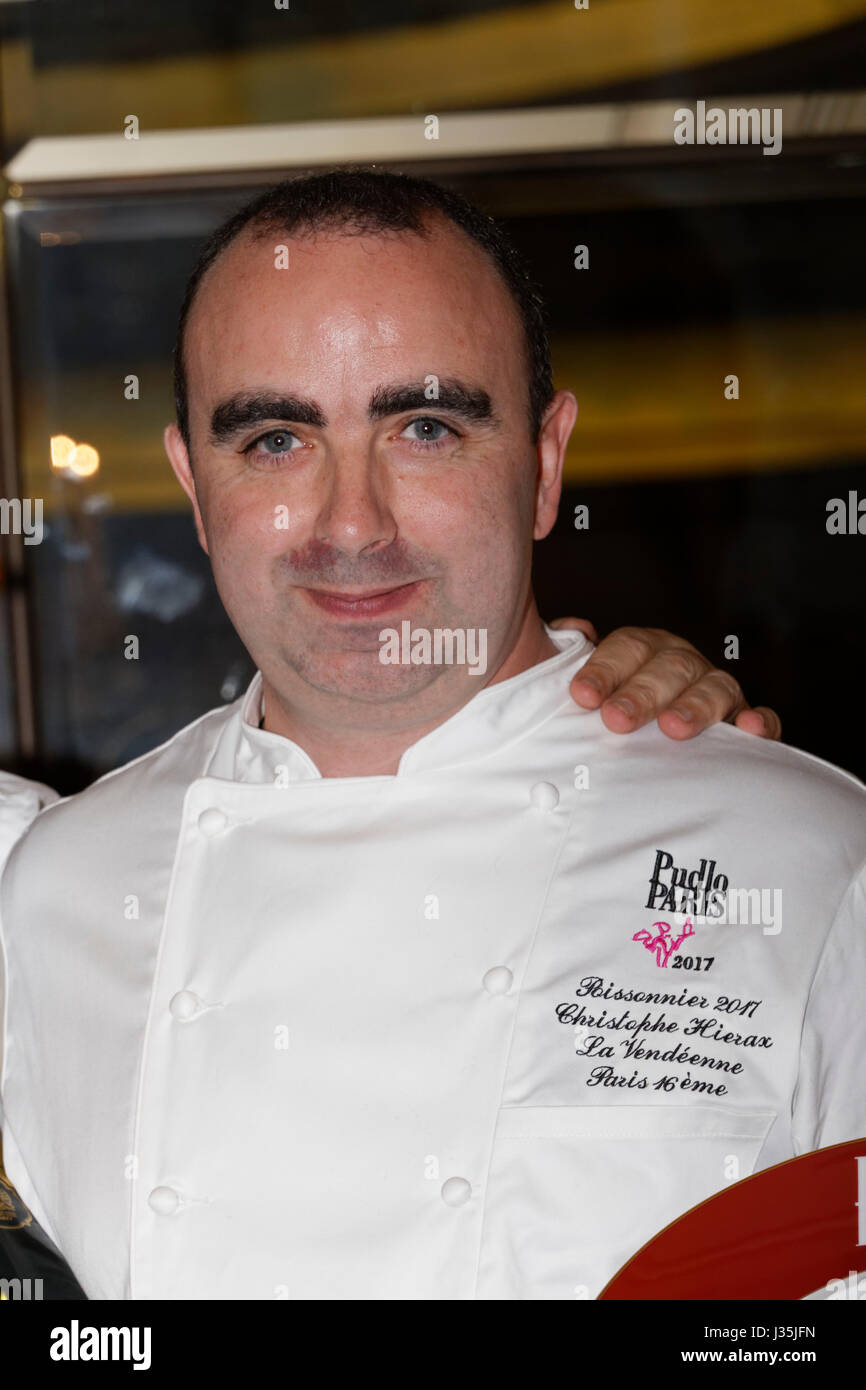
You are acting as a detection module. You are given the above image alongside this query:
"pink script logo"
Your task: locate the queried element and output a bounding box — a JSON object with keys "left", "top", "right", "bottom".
{"left": 632, "top": 918, "right": 695, "bottom": 969}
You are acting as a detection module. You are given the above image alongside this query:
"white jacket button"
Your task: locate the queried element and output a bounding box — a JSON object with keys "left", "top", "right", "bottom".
{"left": 440, "top": 1177, "right": 472, "bottom": 1207}
{"left": 482, "top": 966, "right": 513, "bottom": 996}
{"left": 148, "top": 1186, "right": 180, "bottom": 1215}
{"left": 198, "top": 808, "right": 227, "bottom": 837}
{"left": 529, "top": 781, "right": 559, "bottom": 810}
{"left": 170, "top": 990, "right": 203, "bottom": 1021}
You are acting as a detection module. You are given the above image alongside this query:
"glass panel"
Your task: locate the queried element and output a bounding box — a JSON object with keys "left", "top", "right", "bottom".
{"left": 0, "top": 562, "right": 17, "bottom": 761}
{"left": 7, "top": 190, "right": 256, "bottom": 784}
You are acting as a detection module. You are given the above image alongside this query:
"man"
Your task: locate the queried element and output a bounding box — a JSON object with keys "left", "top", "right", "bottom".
{"left": 1, "top": 169, "right": 861, "bottom": 1301}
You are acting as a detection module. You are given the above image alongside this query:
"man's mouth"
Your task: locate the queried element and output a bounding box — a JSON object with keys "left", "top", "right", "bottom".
{"left": 302, "top": 580, "right": 424, "bottom": 619}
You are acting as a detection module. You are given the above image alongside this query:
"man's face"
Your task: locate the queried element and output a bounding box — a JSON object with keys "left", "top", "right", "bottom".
{"left": 167, "top": 216, "right": 573, "bottom": 728}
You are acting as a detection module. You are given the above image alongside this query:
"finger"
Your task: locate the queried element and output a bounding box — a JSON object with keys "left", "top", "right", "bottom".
{"left": 735, "top": 706, "right": 782, "bottom": 740}
{"left": 571, "top": 627, "right": 671, "bottom": 709}
{"left": 549, "top": 616, "right": 599, "bottom": 643}
{"left": 616, "top": 665, "right": 748, "bottom": 740}
{"left": 591, "top": 647, "right": 712, "bottom": 730}
{"left": 659, "top": 668, "right": 748, "bottom": 736}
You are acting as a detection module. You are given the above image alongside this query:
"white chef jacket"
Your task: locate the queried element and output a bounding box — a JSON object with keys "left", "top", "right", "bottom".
{"left": 1, "top": 628, "right": 864, "bottom": 1301}
{"left": 0, "top": 770, "right": 59, "bottom": 1094}
{"left": 0, "top": 770, "right": 59, "bottom": 866}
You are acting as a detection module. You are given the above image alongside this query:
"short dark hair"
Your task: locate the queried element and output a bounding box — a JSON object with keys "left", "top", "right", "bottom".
{"left": 172, "top": 166, "right": 554, "bottom": 448}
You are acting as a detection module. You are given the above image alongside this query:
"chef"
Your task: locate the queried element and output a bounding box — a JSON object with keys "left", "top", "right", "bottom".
{"left": 1, "top": 168, "right": 861, "bottom": 1301}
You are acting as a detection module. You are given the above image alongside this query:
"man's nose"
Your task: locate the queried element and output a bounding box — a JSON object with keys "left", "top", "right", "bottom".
{"left": 313, "top": 455, "right": 397, "bottom": 556}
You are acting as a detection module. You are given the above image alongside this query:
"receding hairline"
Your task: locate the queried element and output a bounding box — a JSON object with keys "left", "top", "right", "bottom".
{"left": 179, "top": 208, "right": 532, "bottom": 411}
{"left": 184, "top": 206, "right": 520, "bottom": 331}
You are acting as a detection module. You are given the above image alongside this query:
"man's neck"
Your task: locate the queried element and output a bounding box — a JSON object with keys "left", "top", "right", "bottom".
{"left": 257, "top": 606, "right": 557, "bottom": 778}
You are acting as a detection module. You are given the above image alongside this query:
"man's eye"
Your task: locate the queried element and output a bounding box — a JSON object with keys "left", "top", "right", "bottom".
{"left": 400, "top": 417, "right": 455, "bottom": 446}
{"left": 245, "top": 429, "right": 300, "bottom": 457}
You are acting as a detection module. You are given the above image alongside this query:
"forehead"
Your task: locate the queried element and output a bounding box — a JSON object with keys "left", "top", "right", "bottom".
{"left": 183, "top": 216, "right": 526, "bottom": 411}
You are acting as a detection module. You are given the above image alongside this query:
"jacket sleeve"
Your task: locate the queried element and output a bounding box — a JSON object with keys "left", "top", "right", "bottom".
{"left": 792, "top": 863, "right": 866, "bottom": 1153}
{"left": 0, "top": 773, "right": 61, "bottom": 1110}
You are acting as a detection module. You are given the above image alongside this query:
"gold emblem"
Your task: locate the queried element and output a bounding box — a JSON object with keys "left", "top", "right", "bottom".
{"left": 0, "top": 1169, "right": 33, "bottom": 1231}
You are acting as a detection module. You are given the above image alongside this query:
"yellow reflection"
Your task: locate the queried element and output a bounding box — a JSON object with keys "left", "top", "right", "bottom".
{"left": 49, "top": 435, "right": 100, "bottom": 477}
{"left": 49, "top": 434, "right": 76, "bottom": 470}
{"left": 70, "top": 444, "right": 99, "bottom": 477}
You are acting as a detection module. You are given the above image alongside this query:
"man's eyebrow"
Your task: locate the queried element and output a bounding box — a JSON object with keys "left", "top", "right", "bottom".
{"left": 208, "top": 378, "right": 498, "bottom": 445}
{"left": 368, "top": 380, "right": 498, "bottom": 425}
{"left": 210, "top": 393, "right": 326, "bottom": 443}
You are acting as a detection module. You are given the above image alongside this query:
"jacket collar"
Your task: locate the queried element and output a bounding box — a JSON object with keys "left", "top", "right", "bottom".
{"left": 205, "top": 626, "right": 593, "bottom": 784}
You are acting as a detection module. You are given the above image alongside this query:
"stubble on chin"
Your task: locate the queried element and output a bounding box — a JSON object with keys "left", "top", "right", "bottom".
{"left": 278, "top": 635, "right": 453, "bottom": 706}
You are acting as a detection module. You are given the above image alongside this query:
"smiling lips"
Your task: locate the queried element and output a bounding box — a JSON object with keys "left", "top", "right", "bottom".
{"left": 303, "top": 580, "right": 424, "bottom": 618}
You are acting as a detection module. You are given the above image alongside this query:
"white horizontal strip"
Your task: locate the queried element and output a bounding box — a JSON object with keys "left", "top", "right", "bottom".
{"left": 6, "top": 92, "right": 865, "bottom": 186}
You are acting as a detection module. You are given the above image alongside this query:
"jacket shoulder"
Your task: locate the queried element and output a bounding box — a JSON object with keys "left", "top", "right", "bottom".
{"left": 0, "top": 772, "right": 59, "bottom": 873}
{"left": 695, "top": 721, "right": 864, "bottom": 805}
{"left": 600, "top": 715, "right": 866, "bottom": 866}
{"left": 1, "top": 699, "right": 236, "bottom": 872}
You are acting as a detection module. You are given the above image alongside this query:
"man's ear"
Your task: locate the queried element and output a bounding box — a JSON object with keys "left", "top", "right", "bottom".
{"left": 164, "top": 423, "right": 209, "bottom": 555}
{"left": 533, "top": 389, "right": 578, "bottom": 541}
